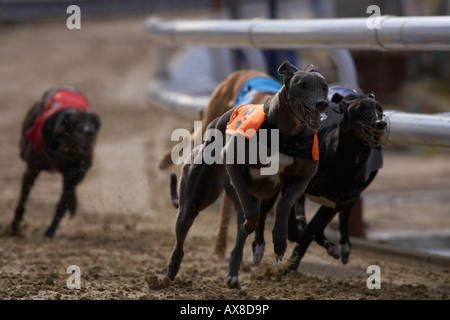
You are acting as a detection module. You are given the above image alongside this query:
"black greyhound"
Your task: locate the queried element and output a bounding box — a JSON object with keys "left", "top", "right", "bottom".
{"left": 168, "top": 61, "right": 329, "bottom": 288}
{"left": 10, "top": 87, "right": 101, "bottom": 238}
{"left": 251, "top": 84, "right": 388, "bottom": 270}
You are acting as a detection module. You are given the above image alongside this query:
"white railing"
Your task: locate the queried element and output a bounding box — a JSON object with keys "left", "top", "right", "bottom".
{"left": 144, "top": 16, "right": 450, "bottom": 51}
{"left": 145, "top": 16, "right": 450, "bottom": 148}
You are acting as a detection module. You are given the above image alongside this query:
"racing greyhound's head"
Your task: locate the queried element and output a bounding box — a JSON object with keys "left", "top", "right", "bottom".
{"left": 52, "top": 109, "right": 101, "bottom": 160}
{"left": 338, "top": 93, "right": 389, "bottom": 147}
{"left": 278, "top": 61, "right": 329, "bottom": 130}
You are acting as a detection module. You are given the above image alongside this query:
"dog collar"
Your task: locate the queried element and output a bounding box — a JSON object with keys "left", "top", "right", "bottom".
{"left": 277, "top": 129, "right": 319, "bottom": 161}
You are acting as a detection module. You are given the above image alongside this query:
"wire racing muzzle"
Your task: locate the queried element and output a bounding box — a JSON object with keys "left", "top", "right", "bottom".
{"left": 354, "top": 111, "right": 390, "bottom": 147}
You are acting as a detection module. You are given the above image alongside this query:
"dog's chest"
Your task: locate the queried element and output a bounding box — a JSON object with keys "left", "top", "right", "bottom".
{"left": 247, "top": 152, "right": 294, "bottom": 186}
{"left": 305, "top": 194, "right": 337, "bottom": 209}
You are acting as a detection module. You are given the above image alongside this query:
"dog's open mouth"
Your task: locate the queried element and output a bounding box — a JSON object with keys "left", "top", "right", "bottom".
{"left": 299, "top": 105, "right": 322, "bottom": 130}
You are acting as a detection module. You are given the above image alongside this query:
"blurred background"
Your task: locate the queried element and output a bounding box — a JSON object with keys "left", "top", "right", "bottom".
{"left": 1, "top": 0, "right": 450, "bottom": 111}
{"left": 1, "top": 0, "right": 449, "bottom": 258}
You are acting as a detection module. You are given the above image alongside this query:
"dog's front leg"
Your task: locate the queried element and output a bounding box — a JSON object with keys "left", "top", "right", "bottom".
{"left": 11, "top": 167, "right": 40, "bottom": 236}
{"left": 252, "top": 193, "right": 278, "bottom": 265}
{"left": 287, "top": 206, "right": 337, "bottom": 271}
{"left": 272, "top": 177, "right": 310, "bottom": 261}
{"left": 313, "top": 210, "right": 340, "bottom": 260}
{"left": 43, "top": 172, "right": 81, "bottom": 238}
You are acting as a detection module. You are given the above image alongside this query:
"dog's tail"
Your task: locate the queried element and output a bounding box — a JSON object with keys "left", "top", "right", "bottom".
{"left": 170, "top": 171, "right": 179, "bottom": 209}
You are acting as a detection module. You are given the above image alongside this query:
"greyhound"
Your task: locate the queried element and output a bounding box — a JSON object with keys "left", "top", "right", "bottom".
{"left": 167, "top": 61, "right": 329, "bottom": 288}
{"left": 157, "top": 69, "right": 281, "bottom": 259}
{"left": 10, "top": 87, "right": 101, "bottom": 238}
{"left": 251, "top": 84, "right": 388, "bottom": 272}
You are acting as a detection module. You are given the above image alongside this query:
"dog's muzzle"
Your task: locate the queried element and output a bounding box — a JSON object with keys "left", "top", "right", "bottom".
{"left": 355, "top": 112, "right": 390, "bottom": 147}
{"left": 299, "top": 103, "right": 329, "bottom": 130}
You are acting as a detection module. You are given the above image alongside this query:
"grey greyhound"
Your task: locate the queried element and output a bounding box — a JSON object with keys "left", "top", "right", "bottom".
{"left": 167, "top": 61, "right": 329, "bottom": 288}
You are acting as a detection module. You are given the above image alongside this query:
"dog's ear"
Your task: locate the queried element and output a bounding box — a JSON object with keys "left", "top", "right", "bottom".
{"left": 331, "top": 93, "right": 344, "bottom": 104}
{"left": 338, "top": 96, "right": 358, "bottom": 114}
{"left": 277, "top": 61, "right": 299, "bottom": 82}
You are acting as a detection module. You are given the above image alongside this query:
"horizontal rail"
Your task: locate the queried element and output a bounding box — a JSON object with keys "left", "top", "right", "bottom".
{"left": 384, "top": 111, "right": 450, "bottom": 148}
{"left": 148, "top": 84, "right": 450, "bottom": 148}
{"left": 148, "top": 83, "right": 210, "bottom": 115}
{"left": 145, "top": 16, "right": 450, "bottom": 51}
{"left": 145, "top": 15, "right": 450, "bottom": 148}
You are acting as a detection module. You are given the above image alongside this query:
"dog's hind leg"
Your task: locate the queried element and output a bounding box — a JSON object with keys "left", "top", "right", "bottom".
{"left": 338, "top": 208, "right": 352, "bottom": 264}
{"left": 252, "top": 193, "right": 278, "bottom": 265}
{"left": 11, "top": 167, "right": 40, "bottom": 236}
{"left": 227, "top": 209, "right": 249, "bottom": 289}
{"left": 167, "top": 160, "right": 226, "bottom": 280}
{"left": 167, "top": 204, "right": 200, "bottom": 280}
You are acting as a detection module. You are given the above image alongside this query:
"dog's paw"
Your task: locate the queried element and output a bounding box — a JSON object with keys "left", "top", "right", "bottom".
{"left": 340, "top": 242, "right": 352, "bottom": 264}
{"left": 42, "top": 229, "right": 55, "bottom": 239}
{"left": 284, "top": 266, "right": 297, "bottom": 276}
{"left": 274, "top": 252, "right": 284, "bottom": 262}
{"left": 252, "top": 243, "right": 265, "bottom": 265}
{"left": 226, "top": 275, "right": 241, "bottom": 289}
{"left": 2, "top": 224, "right": 23, "bottom": 238}
{"left": 273, "top": 240, "right": 286, "bottom": 261}
{"left": 324, "top": 241, "right": 340, "bottom": 259}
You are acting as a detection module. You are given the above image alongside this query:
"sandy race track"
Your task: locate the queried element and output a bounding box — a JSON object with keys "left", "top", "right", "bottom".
{"left": 0, "top": 16, "right": 449, "bottom": 301}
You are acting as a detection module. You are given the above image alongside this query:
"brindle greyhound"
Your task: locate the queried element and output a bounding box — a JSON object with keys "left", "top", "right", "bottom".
{"left": 251, "top": 84, "right": 388, "bottom": 271}
{"left": 10, "top": 87, "right": 101, "bottom": 238}
{"left": 167, "top": 61, "right": 329, "bottom": 288}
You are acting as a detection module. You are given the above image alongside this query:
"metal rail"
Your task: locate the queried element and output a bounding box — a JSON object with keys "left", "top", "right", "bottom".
{"left": 145, "top": 16, "right": 450, "bottom": 51}
{"left": 145, "top": 16, "right": 450, "bottom": 148}
{"left": 384, "top": 111, "right": 450, "bottom": 148}
{"left": 148, "top": 85, "right": 450, "bottom": 148}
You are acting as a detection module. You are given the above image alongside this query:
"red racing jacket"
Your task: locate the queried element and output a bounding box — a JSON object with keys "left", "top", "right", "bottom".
{"left": 26, "top": 89, "right": 91, "bottom": 154}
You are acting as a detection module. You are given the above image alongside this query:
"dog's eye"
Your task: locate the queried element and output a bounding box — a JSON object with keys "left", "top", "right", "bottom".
{"left": 299, "top": 83, "right": 307, "bottom": 90}
{"left": 323, "top": 84, "right": 328, "bottom": 92}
